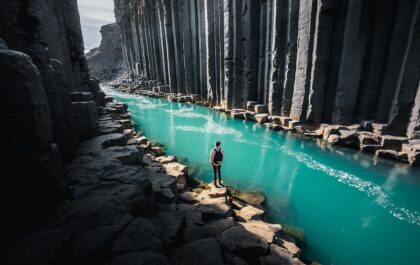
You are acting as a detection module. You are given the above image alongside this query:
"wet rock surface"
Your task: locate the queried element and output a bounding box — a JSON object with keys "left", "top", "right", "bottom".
{"left": 5, "top": 98, "right": 305, "bottom": 265}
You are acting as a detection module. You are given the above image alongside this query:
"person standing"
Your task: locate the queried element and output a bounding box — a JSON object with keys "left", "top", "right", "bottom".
{"left": 209, "top": 140, "right": 224, "bottom": 187}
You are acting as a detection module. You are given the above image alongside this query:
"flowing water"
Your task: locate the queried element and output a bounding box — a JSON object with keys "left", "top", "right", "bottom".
{"left": 103, "top": 86, "right": 420, "bottom": 265}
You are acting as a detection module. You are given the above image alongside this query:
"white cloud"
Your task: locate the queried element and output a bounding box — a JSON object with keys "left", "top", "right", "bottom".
{"left": 78, "top": 0, "right": 116, "bottom": 49}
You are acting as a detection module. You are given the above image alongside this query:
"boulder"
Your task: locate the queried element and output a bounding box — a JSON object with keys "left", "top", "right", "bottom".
{"left": 276, "top": 231, "right": 302, "bottom": 257}
{"left": 99, "top": 146, "right": 142, "bottom": 166}
{"left": 207, "top": 217, "right": 237, "bottom": 234}
{"left": 232, "top": 109, "right": 246, "bottom": 119}
{"left": 264, "top": 245, "right": 305, "bottom": 265}
{"left": 123, "top": 129, "right": 134, "bottom": 139}
{"left": 158, "top": 211, "right": 184, "bottom": 246}
{"left": 269, "top": 116, "right": 282, "bottom": 124}
{"left": 163, "top": 162, "right": 188, "bottom": 187}
{"left": 229, "top": 188, "right": 266, "bottom": 205}
{"left": 254, "top": 104, "right": 268, "bottom": 114}
{"left": 380, "top": 135, "right": 408, "bottom": 151}
{"left": 279, "top": 116, "right": 292, "bottom": 126}
{"left": 360, "top": 144, "right": 381, "bottom": 153}
{"left": 179, "top": 191, "right": 199, "bottom": 204}
{"left": 220, "top": 226, "right": 268, "bottom": 262}
{"left": 255, "top": 114, "right": 270, "bottom": 123}
{"left": 371, "top": 123, "right": 389, "bottom": 134}
{"left": 72, "top": 215, "right": 132, "bottom": 262}
{"left": 78, "top": 133, "right": 127, "bottom": 152}
{"left": 151, "top": 146, "right": 164, "bottom": 156}
{"left": 239, "top": 221, "right": 281, "bottom": 244}
{"left": 245, "top": 111, "right": 257, "bottom": 121}
{"left": 119, "top": 119, "right": 132, "bottom": 129}
{"left": 71, "top": 101, "right": 99, "bottom": 140}
{"left": 100, "top": 121, "right": 125, "bottom": 134}
{"left": 327, "top": 134, "right": 340, "bottom": 144}
{"left": 196, "top": 188, "right": 227, "bottom": 205}
{"left": 183, "top": 224, "right": 217, "bottom": 243}
{"left": 51, "top": 179, "right": 156, "bottom": 235}
{"left": 110, "top": 217, "right": 162, "bottom": 256}
{"left": 408, "top": 151, "right": 420, "bottom": 165}
{"left": 247, "top": 101, "right": 258, "bottom": 111}
{"left": 337, "top": 130, "right": 359, "bottom": 147}
{"left": 235, "top": 205, "right": 265, "bottom": 222}
{"left": 136, "top": 136, "right": 149, "bottom": 145}
{"left": 171, "top": 238, "right": 224, "bottom": 265}
{"left": 200, "top": 203, "right": 231, "bottom": 221}
{"left": 155, "top": 156, "right": 177, "bottom": 164}
{"left": 358, "top": 131, "right": 381, "bottom": 145}
{"left": 177, "top": 204, "right": 204, "bottom": 226}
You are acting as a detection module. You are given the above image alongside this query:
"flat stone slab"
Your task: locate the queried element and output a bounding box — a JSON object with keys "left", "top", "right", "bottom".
{"left": 200, "top": 203, "right": 231, "bottom": 221}
{"left": 235, "top": 205, "right": 265, "bottom": 222}
{"left": 239, "top": 220, "right": 281, "bottom": 244}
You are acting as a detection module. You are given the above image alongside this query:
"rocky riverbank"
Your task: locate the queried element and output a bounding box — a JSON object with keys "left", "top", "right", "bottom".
{"left": 5, "top": 95, "right": 308, "bottom": 265}
{"left": 106, "top": 77, "right": 420, "bottom": 167}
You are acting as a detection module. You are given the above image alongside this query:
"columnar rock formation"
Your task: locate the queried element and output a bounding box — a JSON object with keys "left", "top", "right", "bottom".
{"left": 115, "top": 0, "right": 420, "bottom": 138}
{"left": 0, "top": 0, "right": 104, "bottom": 249}
{"left": 86, "top": 23, "right": 124, "bottom": 80}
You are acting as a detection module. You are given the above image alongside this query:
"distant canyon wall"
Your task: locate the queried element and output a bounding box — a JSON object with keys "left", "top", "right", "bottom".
{"left": 86, "top": 23, "right": 124, "bottom": 80}
{"left": 114, "top": 0, "right": 420, "bottom": 138}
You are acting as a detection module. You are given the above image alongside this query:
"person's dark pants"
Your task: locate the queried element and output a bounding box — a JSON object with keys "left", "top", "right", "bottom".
{"left": 213, "top": 165, "right": 222, "bottom": 184}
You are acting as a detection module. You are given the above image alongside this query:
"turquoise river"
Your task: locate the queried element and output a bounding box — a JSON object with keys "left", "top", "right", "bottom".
{"left": 104, "top": 86, "right": 420, "bottom": 265}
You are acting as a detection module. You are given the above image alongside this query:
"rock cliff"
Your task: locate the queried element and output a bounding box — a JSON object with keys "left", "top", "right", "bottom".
{"left": 114, "top": 0, "right": 420, "bottom": 138}
{"left": 86, "top": 23, "right": 124, "bottom": 80}
{"left": 0, "top": 0, "right": 104, "bottom": 253}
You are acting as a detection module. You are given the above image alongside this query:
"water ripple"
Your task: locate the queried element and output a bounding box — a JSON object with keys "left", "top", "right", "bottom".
{"left": 175, "top": 120, "right": 242, "bottom": 139}
{"left": 280, "top": 146, "right": 420, "bottom": 226}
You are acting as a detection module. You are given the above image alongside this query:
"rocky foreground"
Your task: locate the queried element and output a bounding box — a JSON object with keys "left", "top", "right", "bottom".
{"left": 107, "top": 77, "right": 420, "bottom": 167}
{"left": 6, "top": 96, "right": 306, "bottom": 265}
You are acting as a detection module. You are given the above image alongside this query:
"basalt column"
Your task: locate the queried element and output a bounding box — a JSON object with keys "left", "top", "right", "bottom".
{"left": 407, "top": 84, "right": 420, "bottom": 139}
{"left": 233, "top": 0, "right": 245, "bottom": 109}
{"left": 115, "top": 0, "right": 420, "bottom": 137}
{"left": 332, "top": 0, "right": 371, "bottom": 124}
{"left": 375, "top": 0, "right": 418, "bottom": 122}
{"left": 353, "top": 0, "right": 397, "bottom": 122}
{"left": 290, "top": 0, "right": 317, "bottom": 121}
{"left": 388, "top": 1, "right": 420, "bottom": 135}
{"left": 241, "top": 0, "right": 260, "bottom": 107}
{"left": 281, "top": 0, "right": 300, "bottom": 115}
{"left": 268, "top": 0, "right": 288, "bottom": 115}
{"left": 306, "top": 0, "right": 336, "bottom": 124}
{"left": 223, "top": 0, "right": 234, "bottom": 109}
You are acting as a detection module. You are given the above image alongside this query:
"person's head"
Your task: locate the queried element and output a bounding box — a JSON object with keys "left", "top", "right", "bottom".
{"left": 215, "top": 140, "right": 221, "bottom": 147}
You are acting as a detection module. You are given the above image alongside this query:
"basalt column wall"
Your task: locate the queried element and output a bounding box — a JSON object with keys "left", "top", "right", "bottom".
{"left": 115, "top": 0, "right": 420, "bottom": 138}
{"left": 0, "top": 0, "right": 104, "bottom": 249}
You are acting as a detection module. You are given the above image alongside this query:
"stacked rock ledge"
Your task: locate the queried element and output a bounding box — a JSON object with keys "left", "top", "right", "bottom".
{"left": 7, "top": 96, "right": 306, "bottom": 265}
{"left": 107, "top": 78, "right": 420, "bottom": 167}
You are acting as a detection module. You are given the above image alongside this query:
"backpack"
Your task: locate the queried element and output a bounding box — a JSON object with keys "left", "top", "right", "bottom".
{"left": 213, "top": 148, "right": 223, "bottom": 163}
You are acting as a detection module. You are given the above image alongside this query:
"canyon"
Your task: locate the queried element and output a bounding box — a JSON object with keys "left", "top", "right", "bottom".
{"left": 1, "top": 0, "right": 420, "bottom": 265}
{"left": 0, "top": 1, "right": 306, "bottom": 265}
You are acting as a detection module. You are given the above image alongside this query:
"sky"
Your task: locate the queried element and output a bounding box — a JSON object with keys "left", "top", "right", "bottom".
{"left": 78, "top": 0, "right": 116, "bottom": 51}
